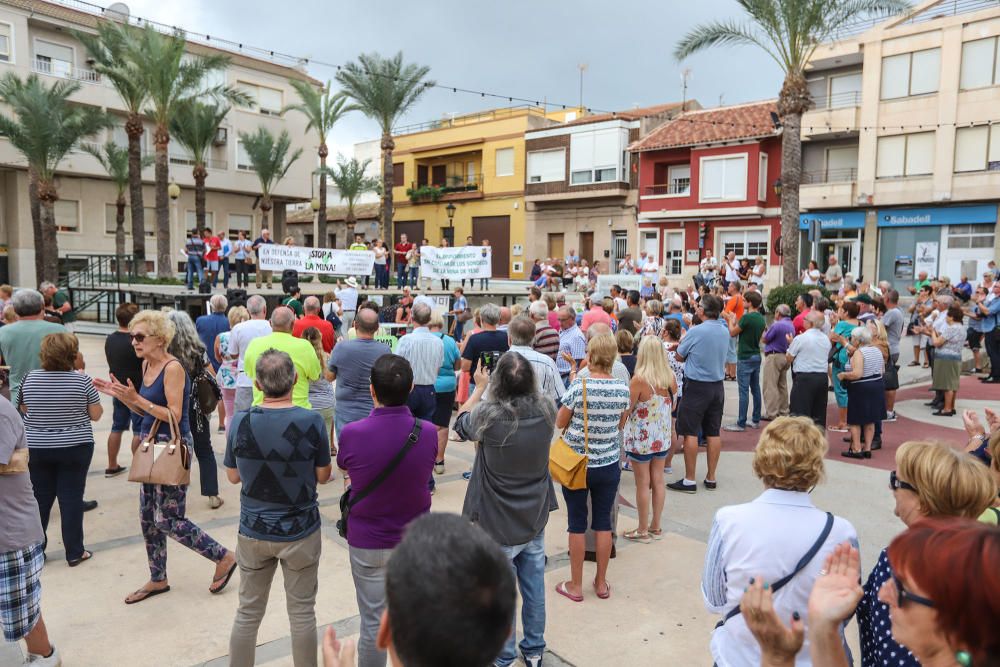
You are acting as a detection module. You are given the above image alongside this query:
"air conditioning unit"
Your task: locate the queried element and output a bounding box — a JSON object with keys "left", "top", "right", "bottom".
{"left": 213, "top": 127, "right": 228, "bottom": 146}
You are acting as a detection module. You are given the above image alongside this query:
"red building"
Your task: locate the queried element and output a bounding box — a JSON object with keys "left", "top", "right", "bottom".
{"left": 630, "top": 100, "right": 783, "bottom": 289}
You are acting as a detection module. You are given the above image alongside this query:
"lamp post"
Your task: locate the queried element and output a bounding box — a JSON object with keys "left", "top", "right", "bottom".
{"left": 445, "top": 201, "right": 456, "bottom": 247}
{"left": 772, "top": 178, "right": 782, "bottom": 198}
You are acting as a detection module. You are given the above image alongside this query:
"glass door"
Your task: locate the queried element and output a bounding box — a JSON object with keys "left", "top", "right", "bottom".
{"left": 820, "top": 239, "right": 860, "bottom": 278}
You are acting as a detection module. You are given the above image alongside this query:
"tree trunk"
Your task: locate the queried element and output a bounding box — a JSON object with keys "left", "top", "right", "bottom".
{"left": 126, "top": 113, "right": 146, "bottom": 269}
{"left": 380, "top": 132, "right": 395, "bottom": 246}
{"left": 115, "top": 196, "right": 127, "bottom": 259}
{"left": 28, "top": 168, "right": 44, "bottom": 286}
{"left": 318, "top": 143, "right": 328, "bottom": 247}
{"left": 193, "top": 163, "right": 207, "bottom": 233}
{"left": 346, "top": 207, "right": 356, "bottom": 241}
{"left": 37, "top": 181, "right": 59, "bottom": 284}
{"left": 260, "top": 199, "right": 271, "bottom": 232}
{"left": 779, "top": 112, "right": 802, "bottom": 285}
{"left": 153, "top": 124, "right": 172, "bottom": 279}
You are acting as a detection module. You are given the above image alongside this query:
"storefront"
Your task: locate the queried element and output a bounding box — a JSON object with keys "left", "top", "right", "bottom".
{"left": 876, "top": 204, "right": 998, "bottom": 291}
{"left": 798, "top": 211, "right": 867, "bottom": 279}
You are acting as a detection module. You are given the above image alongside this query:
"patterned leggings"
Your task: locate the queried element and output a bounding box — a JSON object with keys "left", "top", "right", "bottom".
{"left": 140, "top": 483, "right": 228, "bottom": 582}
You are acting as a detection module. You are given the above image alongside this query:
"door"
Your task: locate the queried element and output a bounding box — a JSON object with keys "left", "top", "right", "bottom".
{"left": 821, "top": 239, "right": 860, "bottom": 278}
{"left": 663, "top": 231, "right": 684, "bottom": 275}
{"left": 548, "top": 233, "right": 564, "bottom": 261}
{"left": 472, "top": 215, "right": 510, "bottom": 278}
{"left": 441, "top": 226, "right": 455, "bottom": 247}
{"left": 611, "top": 231, "right": 628, "bottom": 272}
{"left": 394, "top": 220, "right": 425, "bottom": 248}
{"left": 431, "top": 165, "right": 447, "bottom": 187}
{"left": 417, "top": 165, "right": 429, "bottom": 187}
{"left": 579, "top": 232, "right": 594, "bottom": 264}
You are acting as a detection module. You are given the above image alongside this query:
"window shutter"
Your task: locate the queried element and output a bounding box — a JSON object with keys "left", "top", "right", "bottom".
{"left": 909, "top": 49, "right": 940, "bottom": 95}
{"left": 54, "top": 200, "right": 79, "bottom": 231}
{"left": 258, "top": 86, "right": 282, "bottom": 113}
{"left": 723, "top": 157, "right": 746, "bottom": 200}
{"left": 876, "top": 136, "right": 905, "bottom": 178}
{"left": 701, "top": 159, "right": 725, "bottom": 199}
{"left": 592, "top": 130, "right": 619, "bottom": 167}
{"left": 960, "top": 39, "right": 995, "bottom": 89}
{"left": 954, "top": 126, "right": 988, "bottom": 172}
{"left": 495, "top": 147, "right": 514, "bottom": 177}
{"left": 570, "top": 132, "right": 594, "bottom": 172}
{"left": 905, "top": 132, "right": 935, "bottom": 175}
{"left": 880, "top": 54, "right": 910, "bottom": 99}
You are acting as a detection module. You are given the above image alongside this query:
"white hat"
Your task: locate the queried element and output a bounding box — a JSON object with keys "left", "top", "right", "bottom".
{"left": 345, "top": 276, "right": 358, "bottom": 288}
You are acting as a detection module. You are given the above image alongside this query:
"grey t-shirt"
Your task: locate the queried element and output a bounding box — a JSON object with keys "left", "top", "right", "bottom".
{"left": 327, "top": 338, "right": 391, "bottom": 422}
{"left": 0, "top": 396, "right": 44, "bottom": 552}
{"left": 882, "top": 307, "right": 905, "bottom": 357}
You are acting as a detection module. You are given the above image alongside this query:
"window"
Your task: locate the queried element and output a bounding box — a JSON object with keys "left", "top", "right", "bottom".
{"left": 0, "top": 23, "right": 12, "bottom": 63}
{"left": 700, "top": 154, "right": 747, "bottom": 201}
{"left": 825, "top": 145, "right": 859, "bottom": 180}
{"left": 960, "top": 37, "right": 1000, "bottom": 90}
{"left": 185, "top": 211, "right": 214, "bottom": 230}
{"left": 228, "top": 213, "right": 253, "bottom": 238}
{"left": 947, "top": 224, "right": 995, "bottom": 249}
{"left": 881, "top": 48, "right": 940, "bottom": 99}
{"left": 526, "top": 149, "right": 565, "bottom": 183}
{"left": 570, "top": 128, "right": 626, "bottom": 185}
{"left": 876, "top": 132, "right": 934, "bottom": 178}
{"left": 392, "top": 163, "right": 404, "bottom": 187}
{"left": 663, "top": 231, "right": 683, "bottom": 275}
{"left": 34, "top": 39, "right": 74, "bottom": 78}
{"left": 495, "top": 147, "right": 514, "bottom": 177}
{"left": 828, "top": 72, "right": 862, "bottom": 107}
{"left": 667, "top": 164, "right": 690, "bottom": 194}
{"left": 237, "top": 139, "right": 253, "bottom": 171}
{"left": 104, "top": 204, "right": 155, "bottom": 236}
{"left": 236, "top": 81, "right": 283, "bottom": 115}
{"left": 55, "top": 199, "right": 79, "bottom": 232}
{"left": 758, "top": 153, "right": 768, "bottom": 201}
{"left": 954, "top": 125, "right": 1000, "bottom": 172}
{"left": 719, "top": 229, "right": 768, "bottom": 258}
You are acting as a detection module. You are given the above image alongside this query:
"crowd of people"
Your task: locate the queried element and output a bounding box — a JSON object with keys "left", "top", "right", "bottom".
{"left": 0, "top": 246, "right": 999, "bottom": 667}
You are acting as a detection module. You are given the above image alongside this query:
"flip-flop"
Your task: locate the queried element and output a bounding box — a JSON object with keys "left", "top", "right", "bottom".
{"left": 594, "top": 580, "right": 611, "bottom": 600}
{"left": 210, "top": 560, "right": 238, "bottom": 594}
{"left": 67, "top": 550, "right": 93, "bottom": 567}
{"left": 555, "top": 581, "right": 583, "bottom": 603}
{"left": 124, "top": 585, "right": 170, "bottom": 605}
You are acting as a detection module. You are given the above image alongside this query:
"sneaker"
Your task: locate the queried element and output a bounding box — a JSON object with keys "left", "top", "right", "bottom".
{"left": 522, "top": 655, "right": 543, "bottom": 667}
{"left": 622, "top": 460, "right": 632, "bottom": 472}
{"left": 703, "top": 479, "right": 718, "bottom": 490}
{"left": 26, "top": 645, "right": 61, "bottom": 666}
{"left": 434, "top": 461, "right": 445, "bottom": 475}
{"left": 667, "top": 480, "right": 697, "bottom": 494}
{"left": 462, "top": 471, "right": 472, "bottom": 481}
{"left": 749, "top": 422, "right": 761, "bottom": 429}
{"left": 664, "top": 466, "right": 673, "bottom": 475}
{"left": 884, "top": 411, "right": 897, "bottom": 422}
{"left": 82, "top": 500, "right": 98, "bottom": 513}
{"left": 722, "top": 424, "right": 745, "bottom": 432}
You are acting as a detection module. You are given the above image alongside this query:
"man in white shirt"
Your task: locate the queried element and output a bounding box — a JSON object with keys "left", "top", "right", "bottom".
{"left": 395, "top": 303, "right": 444, "bottom": 422}
{"left": 786, "top": 312, "right": 831, "bottom": 427}
{"left": 635, "top": 251, "right": 648, "bottom": 273}
{"left": 724, "top": 251, "right": 740, "bottom": 287}
{"left": 641, "top": 258, "right": 659, "bottom": 282}
{"left": 506, "top": 316, "right": 564, "bottom": 401}
{"left": 335, "top": 276, "right": 360, "bottom": 337}
{"left": 227, "top": 295, "right": 272, "bottom": 412}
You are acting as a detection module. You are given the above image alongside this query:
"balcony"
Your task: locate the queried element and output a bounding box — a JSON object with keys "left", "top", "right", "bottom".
{"left": 169, "top": 155, "right": 229, "bottom": 170}
{"left": 406, "top": 174, "right": 484, "bottom": 203}
{"left": 803, "top": 93, "right": 862, "bottom": 139}
{"left": 643, "top": 182, "right": 691, "bottom": 197}
{"left": 810, "top": 91, "right": 861, "bottom": 110}
{"left": 801, "top": 167, "right": 858, "bottom": 184}
{"left": 800, "top": 169, "right": 857, "bottom": 209}
{"left": 32, "top": 57, "right": 101, "bottom": 84}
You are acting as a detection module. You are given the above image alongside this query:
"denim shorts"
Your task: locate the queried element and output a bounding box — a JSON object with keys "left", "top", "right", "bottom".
{"left": 561, "top": 462, "right": 621, "bottom": 534}
{"left": 626, "top": 451, "right": 668, "bottom": 463}
{"left": 111, "top": 397, "right": 142, "bottom": 433}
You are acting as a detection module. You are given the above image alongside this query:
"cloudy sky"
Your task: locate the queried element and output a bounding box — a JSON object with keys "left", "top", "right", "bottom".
{"left": 125, "top": 0, "right": 785, "bottom": 158}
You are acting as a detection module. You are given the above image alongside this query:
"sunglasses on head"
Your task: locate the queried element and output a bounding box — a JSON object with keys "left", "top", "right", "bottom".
{"left": 889, "top": 470, "right": 917, "bottom": 493}
{"left": 890, "top": 570, "right": 935, "bottom": 608}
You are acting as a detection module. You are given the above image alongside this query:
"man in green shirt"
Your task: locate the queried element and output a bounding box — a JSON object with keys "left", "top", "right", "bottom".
{"left": 907, "top": 270, "right": 931, "bottom": 295}
{"left": 243, "top": 306, "right": 320, "bottom": 408}
{"left": 723, "top": 290, "right": 766, "bottom": 431}
{"left": 0, "top": 289, "right": 67, "bottom": 402}
{"left": 40, "top": 280, "right": 75, "bottom": 330}
{"left": 348, "top": 234, "right": 367, "bottom": 252}
{"left": 281, "top": 285, "right": 304, "bottom": 318}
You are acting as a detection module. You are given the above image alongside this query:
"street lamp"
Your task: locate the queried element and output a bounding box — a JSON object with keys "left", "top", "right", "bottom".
{"left": 772, "top": 178, "right": 782, "bottom": 198}
{"left": 311, "top": 198, "right": 321, "bottom": 212}
{"left": 445, "top": 201, "right": 456, "bottom": 226}
{"left": 168, "top": 181, "right": 180, "bottom": 200}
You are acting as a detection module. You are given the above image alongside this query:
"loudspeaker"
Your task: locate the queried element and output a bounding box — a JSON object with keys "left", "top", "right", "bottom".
{"left": 281, "top": 269, "right": 299, "bottom": 293}
{"left": 226, "top": 288, "right": 247, "bottom": 309}
{"left": 198, "top": 281, "right": 212, "bottom": 295}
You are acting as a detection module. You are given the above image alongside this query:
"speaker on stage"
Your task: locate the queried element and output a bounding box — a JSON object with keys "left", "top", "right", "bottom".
{"left": 226, "top": 288, "right": 248, "bottom": 309}
{"left": 281, "top": 269, "right": 299, "bottom": 294}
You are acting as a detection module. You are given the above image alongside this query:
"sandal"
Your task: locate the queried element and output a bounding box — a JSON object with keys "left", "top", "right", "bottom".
{"left": 922, "top": 363, "right": 930, "bottom": 368}
{"left": 593, "top": 580, "right": 611, "bottom": 600}
{"left": 648, "top": 528, "right": 664, "bottom": 541}
{"left": 67, "top": 550, "right": 92, "bottom": 567}
{"left": 210, "top": 559, "right": 238, "bottom": 594}
{"left": 623, "top": 529, "right": 652, "bottom": 544}
{"left": 124, "top": 585, "right": 170, "bottom": 605}
{"left": 907, "top": 361, "right": 920, "bottom": 367}
{"left": 555, "top": 581, "right": 583, "bottom": 603}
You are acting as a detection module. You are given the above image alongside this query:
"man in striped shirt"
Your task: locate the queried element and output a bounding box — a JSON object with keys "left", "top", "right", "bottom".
{"left": 529, "top": 301, "right": 559, "bottom": 361}
{"left": 395, "top": 303, "right": 444, "bottom": 423}
{"left": 556, "top": 305, "right": 586, "bottom": 388}
{"left": 507, "top": 316, "right": 564, "bottom": 401}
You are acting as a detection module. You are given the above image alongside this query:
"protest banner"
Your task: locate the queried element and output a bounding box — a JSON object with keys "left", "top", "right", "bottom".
{"left": 257, "top": 244, "right": 375, "bottom": 275}
{"left": 419, "top": 245, "right": 492, "bottom": 280}
{"left": 593, "top": 274, "right": 642, "bottom": 299}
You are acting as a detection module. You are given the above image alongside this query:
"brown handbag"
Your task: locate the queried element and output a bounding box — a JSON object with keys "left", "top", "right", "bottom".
{"left": 128, "top": 412, "right": 191, "bottom": 486}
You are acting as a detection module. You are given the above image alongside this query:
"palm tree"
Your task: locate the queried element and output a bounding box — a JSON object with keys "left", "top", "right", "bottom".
{"left": 329, "top": 156, "right": 380, "bottom": 239}
{"left": 335, "top": 52, "right": 433, "bottom": 242}
{"left": 675, "top": 0, "right": 910, "bottom": 284}
{"left": 0, "top": 74, "right": 109, "bottom": 283}
{"left": 283, "top": 80, "right": 351, "bottom": 247}
{"left": 125, "top": 24, "right": 247, "bottom": 278}
{"left": 237, "top": 127, "right": 302, "bottom": 232}
{"left": 84, "top": 141, "right": 154, "bottom": 258}
{"left": 75, "top": 21, "right": 151, "bottom": 267}
{"left": 170, "top": 101, "right": 230, "bottom": 233}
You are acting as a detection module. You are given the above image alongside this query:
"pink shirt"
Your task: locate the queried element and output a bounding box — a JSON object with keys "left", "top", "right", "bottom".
{"left": 580, "top": 305, "right": 612, "bottom": 333}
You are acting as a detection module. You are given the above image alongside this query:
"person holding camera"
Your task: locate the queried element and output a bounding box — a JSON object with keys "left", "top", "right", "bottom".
{"left": 460, "top": 304, "right": 509, "bottom": 393}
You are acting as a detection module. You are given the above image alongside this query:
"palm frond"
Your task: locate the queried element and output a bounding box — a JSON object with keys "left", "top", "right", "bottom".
{"left": 236, "top": 127, "right": 302, "bottom": 198}
{"left": 283, "top": 80, "right": 353, "bottom": 143}
{"left": 674, "top": 20, "right": 787, "bottom": 69}
{"left": 329, "top": 156, "right": 379, "bottom": 211}
{"left": 335, "top": 52, "right": 433, "bottom": 133}
{"left": 83, "top": 140, "right": 152, "bottom": 196}
{"left": 72, "top": 22, "right": 148, "bottom": 113}
{"left": 170, "top": 101, "right": 231, "bottom": 164}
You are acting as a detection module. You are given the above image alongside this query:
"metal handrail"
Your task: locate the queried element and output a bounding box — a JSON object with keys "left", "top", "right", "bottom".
{"left": 809, "top": 91, "right": 862, "bottom": 110}
{"left": 32, "top": 58, "right": 101, "bottom": 84}
{"left": 644, "top": 182, "right": 691, "bottom": 196}
{"left": 801, "top": 167, "right": 858, "bottom": 184}
{"left": 410, "top": 173, "right": 484, "bottom": 194}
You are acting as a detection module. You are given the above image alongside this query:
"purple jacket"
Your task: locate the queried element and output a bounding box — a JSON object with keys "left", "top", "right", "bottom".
{"left": 337, "top": 405, "right": 437, "bottom": 549}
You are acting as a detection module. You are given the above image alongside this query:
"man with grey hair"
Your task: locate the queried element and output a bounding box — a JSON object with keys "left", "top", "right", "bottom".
{"left": 529, "top": 300, "right": 559, "bottom": 361}
{"left": 326, "top": 308, "right": 390, "bottom": 440}
{"left": 575, "top": 322, "right": 630, "bottom": 383}
{"left": 507, "top": 316, "right": 563, "bottom": 400}
{"left": 243, "top": 307, "right": 320, "bottom": 409}
{"left": 229, "top": 295, "right": 272, "bottom": 412}
{"left": 498, "top": 306, "right": 512, "bottom": 332}
{"left": 555, "top": 304, "right": 586, "bottom": 387}
{"left": 225, "top": 349, "right": 332, "bottom": 667}
{"left": 0, "top": 290, "right": 66, "bottom": 404}
{"left": 825, "top": 255, "right": 843, "bottom": 293}
{"left": 39, "top": 281, "right": 74, "bottom": 331}
{"left": 787, "top": 311, "right": 832, "bottom": 427}
{"left": 292, "top": 295, "right": 334, "bottom": 353}
{"left": 461, "top": 303, "right": 509, "bottom": 389}
{"left": 196, "top": 293, "right": 231, "bottom": 431}
{"left": 760, "top": 303, "right": 794, "bottom": 421}
{"left": 924, "top": 294, "right": 954, "bottom": 411}
{"left": 396, "top": 303, "right": 444, "bottom": 422}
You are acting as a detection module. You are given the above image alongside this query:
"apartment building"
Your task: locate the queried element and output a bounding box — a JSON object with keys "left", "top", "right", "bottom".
{"left": 801, "top": 0, "right": 1000, "bottom": 289}
{"left": 388, "top": 105, "right": 576, "bottom": 279}
{"left": 0, "top": 0, "right": 316, "bottom": 286}
{"left": 631, "top": 101, "right": 783, "bottom": 290}
{"left": 523, "top": 101, "right": 696, "bottom": 271}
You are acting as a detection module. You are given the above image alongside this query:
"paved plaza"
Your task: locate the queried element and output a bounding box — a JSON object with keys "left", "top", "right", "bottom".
{"left": 0, "top": 334, "right": 989, "bottom": 667}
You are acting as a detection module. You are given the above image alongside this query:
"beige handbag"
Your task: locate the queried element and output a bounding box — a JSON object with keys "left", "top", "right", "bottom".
{"left": 0, "top": 447, "right": 28, "bottom": 475}
{"left": 548, "top": 380, "right": 589, "bottom": 490}
{"left": 128, "top": 412, "right": 191, "bottom": 486}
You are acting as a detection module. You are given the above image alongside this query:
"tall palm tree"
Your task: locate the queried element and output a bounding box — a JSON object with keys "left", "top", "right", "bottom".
{"left": 170, "top": 101, "right": 231, "bottom": 233}
{"left": 335, "top": 52, "right": 433, "bottom": 242}
{"left": 0, "top": 74, "right": 109, "bottom": 283}
{"left": 675, "top": 0, "right": 910, "bottom": 283}
{"left": 237, "top": 127, "right": 302, "bottom": 232}
{"left": 75, "top": 22, "right": 151, "bottom": 267}
{"left": 84, "top": 141, "right": 154, "bottom": 258}
{"left": 125, "top": 24, "right": 247, "bottom": 278}
{"left": 329, "top": 156, "right": 379, "bottom": 239}
{"left": 283, "top": 80, "right": 351, "bottom": 247}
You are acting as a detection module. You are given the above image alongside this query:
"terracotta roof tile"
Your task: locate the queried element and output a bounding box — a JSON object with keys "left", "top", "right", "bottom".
{"left": 628, "top": 100, "right": 779, "bottom": 152}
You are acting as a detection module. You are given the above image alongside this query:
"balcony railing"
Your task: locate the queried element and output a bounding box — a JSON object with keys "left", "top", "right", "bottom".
{"left": 644, "top": 182, "right": 691, "bottom": 196}
{"left": 407, "top": 174, "right": 483, "bottom": 202}
{"left": 809, "top": 91, "right": 862, "bottom": 110}
{"left": 801, "top": 167, "right": 858, "bottom": 184}
{"left": 33, "top": 57, "right": 101, "bottom": 84}
{"left": 169, "top": 155, "right": 229, "bottom": 170}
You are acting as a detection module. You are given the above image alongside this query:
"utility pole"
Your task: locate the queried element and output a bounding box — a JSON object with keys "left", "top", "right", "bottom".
{"left": 681, "top": 68, "right": 691, "bottom": 111}
{"left": 578, "top": 63, "right": 588, "bottom": 111}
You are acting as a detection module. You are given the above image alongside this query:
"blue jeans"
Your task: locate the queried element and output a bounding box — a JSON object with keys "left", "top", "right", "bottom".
{"left": 396, "top": 262, "right": 407, "bottom": 287}
{"left": 375, "top": 264, "right": 389, "bottom": 289}
{"left": 214, "top": 260, "right": 231, "bottom": 288}
{"left": 186, "top": 256, "right": 204, "bottom": 289}
{"left": 496, "top": 530, "right": 547, "bottom": 666}
{"left": 480, "top": 277, "right": 489, "bottom": 290}
{"left": 736, "top": 355, "right": 762, "bottom": 426}
{"left": 408, "top": 267, "right": 419, "bottom": 288}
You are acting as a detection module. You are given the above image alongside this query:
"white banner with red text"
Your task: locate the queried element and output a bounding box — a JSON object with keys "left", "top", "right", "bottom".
{"left": 257, "top": 244, "right": 375, "bottom": 275}
{"left": 418, "top": 245, "right": 492, "bottom": 279}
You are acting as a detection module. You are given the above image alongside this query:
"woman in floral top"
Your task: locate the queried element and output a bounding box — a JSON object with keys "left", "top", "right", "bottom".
{"left": 662, "top": 319, "right": 685, "bottom": 473}
{"left": 213, "top": 306, "right": 248, "bottom": 433}
{"left": 623, "top": 336, "right": 676, "bottom": 544}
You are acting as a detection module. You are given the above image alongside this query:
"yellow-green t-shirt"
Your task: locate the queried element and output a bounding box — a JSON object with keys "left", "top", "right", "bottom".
{"left": 242, "top": 332, "right": 321, "bottom": 408}
{"left": 979, "top": 506, "right": 1000, "bottom": 525}
{"left": 349, "top": 243, "right": 367, "bottom": 251}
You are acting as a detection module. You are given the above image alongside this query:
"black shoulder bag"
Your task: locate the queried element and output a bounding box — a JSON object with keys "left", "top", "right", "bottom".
{"left": 716, "top": 512, "right": 835, "bottom": 629}
{"left": 337, "top": 419, "right": 422, "bottom": 539}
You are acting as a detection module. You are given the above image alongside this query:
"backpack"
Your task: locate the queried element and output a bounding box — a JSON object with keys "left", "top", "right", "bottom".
{"left": 324, "top": 306, "right": 342, "bottom": 332}
{"left": 191, "top": 370, "right": 221, "bottom": 418}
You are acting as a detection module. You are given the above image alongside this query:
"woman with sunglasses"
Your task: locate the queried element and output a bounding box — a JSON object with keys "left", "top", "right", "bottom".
{"left": 855, "top": 441, "right": 995, "bottom": 666}
{"left": 94, "top": 310, "right": 236, "bottom": 605}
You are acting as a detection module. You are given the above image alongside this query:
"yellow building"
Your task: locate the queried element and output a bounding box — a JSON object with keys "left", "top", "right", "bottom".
{"left": 389, "top": 106, "right": 577, "bottom": 279}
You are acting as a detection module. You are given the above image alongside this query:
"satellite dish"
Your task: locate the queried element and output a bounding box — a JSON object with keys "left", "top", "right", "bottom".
{"left": 106, "top": 3, "right": 130, "bottom": 22}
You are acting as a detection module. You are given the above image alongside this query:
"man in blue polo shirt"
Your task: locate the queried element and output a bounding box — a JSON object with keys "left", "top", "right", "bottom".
{"left": 976, "top": 280, "right": 1000, "bottom": 383}
{"left": 668, "top": 294, "right": 729, "bottom": 494}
